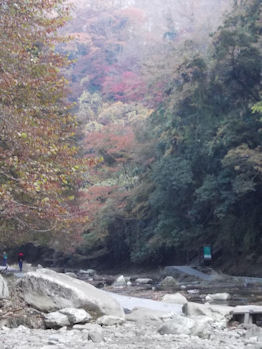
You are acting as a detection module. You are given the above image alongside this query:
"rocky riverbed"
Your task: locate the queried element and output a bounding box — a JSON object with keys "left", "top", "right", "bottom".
{"left": 1, "top": 320, "right": 261, "bottom": 349}
{"left": 0, "top": 265, "right": 262, "bottom": 349}
{"left": 79, "top": 266, "right": 262, "bottom": 307}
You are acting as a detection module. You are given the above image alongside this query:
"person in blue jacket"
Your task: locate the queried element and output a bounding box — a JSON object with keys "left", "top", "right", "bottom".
{"left": 18, "top": 252, "right": 24, "bottom": 272}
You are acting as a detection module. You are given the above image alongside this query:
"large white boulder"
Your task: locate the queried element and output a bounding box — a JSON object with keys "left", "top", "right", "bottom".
{"left": 162, "top": 292, "right": 188, "bottom": 305}
{"left": 0, "top": 275, "right": 9, "bottom": 299}
{"left": 20, "top": 269, "right": 124, "bottom": 318}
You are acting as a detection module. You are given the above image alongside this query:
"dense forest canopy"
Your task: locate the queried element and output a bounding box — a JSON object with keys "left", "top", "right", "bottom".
{"left": 0, "top": 0, "right": 261, "bottom": 270}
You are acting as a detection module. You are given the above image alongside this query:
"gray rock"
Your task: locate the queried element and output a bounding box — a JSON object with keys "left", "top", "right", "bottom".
{"left": 191, "top": 316, "right": 213, "bottom": 338}
{"left": 245, "top": 345, "right": 262, "bottom": 349}
{"left": 205, "top": 293, "right": 230, "bottom": 302}
{"left": 0, "top": 275, "right": 9, "bottom": 299}
{"left": 187, "top": 289, "right": 199, "bottom": 294}
{"left": 158, "top": 316, "right": 195, "bottom": 335}
{"left": 126, "top": 307, "right": 174, "bottom": 324}
{"left": 84, "top": 324, "right": 104, "bottom": 343}
{"left": 16, "top": 325, "right": 31, "bottom": 333}
{"left": 86, "top": 269, "right": 96, "bottom": 276}
{"left": 183, "top": 302, "right": 232, "bottom": 322}
{"left": 183, "top": 302, "right": 212, "bottom": 317}
{"left": 245, "top": 324, "right": 262, "bottom": 340}
{"left": 0, "top": 318, "right": 252, "bottom": 348}
{"left": 162, "top": 292, "right": 187, "bottom": 305}
{"left": 135, "top": 278, "right": 153, "bottom": 285}
{"left": 113, "top": 275, "right": 126, "bottom": 288}
{"left": 20, "top": 268, "right": 124, "bottom": 318}
{"left": 59, "top": 308, "right": 91, "bottom": 324}
{"left": 22, "top": 263, "right": 34, "bottom": 272}
{"left": 160, "top": 276, "right": 179, "bottom": 290}
{"left": 1, "top": 324, "right": 10, "bottom": 330}
{"left": 72, "top": 324, "right": 89, "bottom": 330}
{"left": 97, "top": 315, "right": 125, "bottom": 326}
{"left": 6, "top": 309, "right": 45, "bottom": 329}
{"left": 79, "top": 269, "right": 96, "bottom": 276}
{"left": 45, "top": 312, "right": 70, "bottom": 328}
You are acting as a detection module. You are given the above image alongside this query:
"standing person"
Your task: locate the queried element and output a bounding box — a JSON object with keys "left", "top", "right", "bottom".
{"left": 2, "top": 251, "right": 8, "bottom": 267}
{"left": 18, "top": 252, "right": 24, "bottom": 272}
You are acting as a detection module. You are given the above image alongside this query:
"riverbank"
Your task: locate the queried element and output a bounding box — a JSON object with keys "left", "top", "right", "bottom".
{"left": 1, "top": 266, "right": 262, "bottom": 348}
{"left": 0, "top": 318, "right": 259, "bottom": 349}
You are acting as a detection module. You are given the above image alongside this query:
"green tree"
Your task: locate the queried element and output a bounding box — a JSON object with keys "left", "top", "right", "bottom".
{"left": 110, "top": 0, "right": 262, "bottom": 265}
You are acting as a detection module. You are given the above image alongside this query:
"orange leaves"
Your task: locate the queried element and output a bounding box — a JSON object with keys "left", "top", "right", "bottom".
{"left": 85, "top": 125, "right": 135, "bottom": 160}
{"left": 78, "top": 185, "right": 121, "bottom": 221}
{"left": 0, "top": 0, "right": 91, "bottom": 241}
{"left": 75, "top": 97, "right": 151, "bottom": 241}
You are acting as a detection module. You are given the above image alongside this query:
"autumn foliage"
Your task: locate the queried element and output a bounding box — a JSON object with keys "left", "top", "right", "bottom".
{"left": 60, "top": 4, "right": 147, "bottom": 104}
{"left": 0, "top": 0, "right": 90, "bottom": 244}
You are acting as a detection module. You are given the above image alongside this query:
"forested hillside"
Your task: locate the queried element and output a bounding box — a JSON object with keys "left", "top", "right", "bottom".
{"left": 102, "top": 0, "right": 262, "bottom": 268}
{"left": 68, "top": 0, "right": 262, "bottom": 269}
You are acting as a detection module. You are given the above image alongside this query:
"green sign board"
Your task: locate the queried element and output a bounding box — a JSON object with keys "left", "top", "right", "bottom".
{"left": 203, "top": 246, "right": 212, "bottom": 259}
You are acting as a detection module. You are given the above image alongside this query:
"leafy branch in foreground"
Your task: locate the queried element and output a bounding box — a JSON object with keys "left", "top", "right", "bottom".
{"left": 0, "top": 0, "right": 92, "bottom": 245}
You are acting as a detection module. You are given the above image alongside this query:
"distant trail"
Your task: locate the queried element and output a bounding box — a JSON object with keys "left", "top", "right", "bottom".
{"left": 165, "top": 265, "right": 215, "bottom": 281}
{"left": 165, "top": 265, "right": 262, "bottom": 284}
{"left": 234, "top": 276, "right": 262, "bottom": 285}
